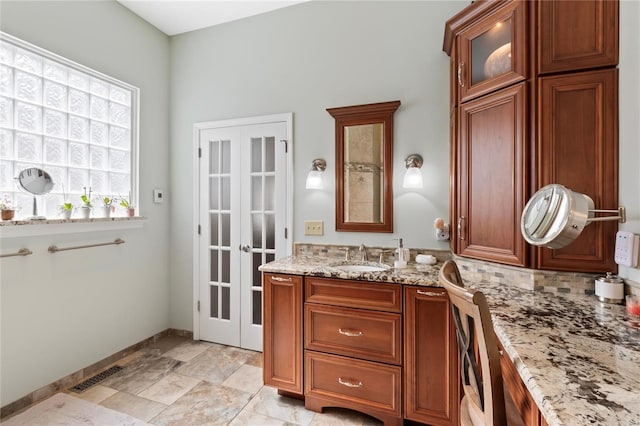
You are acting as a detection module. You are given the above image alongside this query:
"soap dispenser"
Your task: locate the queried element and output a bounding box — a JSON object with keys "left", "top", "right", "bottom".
{"left": 394, "top": 238, "right": 408, "bottom": 268}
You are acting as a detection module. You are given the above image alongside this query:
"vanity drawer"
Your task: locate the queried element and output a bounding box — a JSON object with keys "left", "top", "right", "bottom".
{"left": 305, "top": 351, "right": 402, "bottom": 418}
{"left": 305, "top": 277, "right": 402, "bottom": 312}
{"left": 305, "top": 304, "right": 402, "bottom": 365}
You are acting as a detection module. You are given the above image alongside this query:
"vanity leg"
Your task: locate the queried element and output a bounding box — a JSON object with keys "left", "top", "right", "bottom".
{"left": 305, "top": 394, "right": 402, "bottom": 426}
{"left": 277, "top": 389, "right": 304, "bottom": 401}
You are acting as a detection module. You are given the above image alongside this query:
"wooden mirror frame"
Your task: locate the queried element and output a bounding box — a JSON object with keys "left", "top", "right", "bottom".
{"left": 327, "top": 100, "right": 400, "bottom": 233}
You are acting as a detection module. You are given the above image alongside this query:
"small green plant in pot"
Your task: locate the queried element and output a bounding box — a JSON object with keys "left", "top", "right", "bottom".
{"left": 80, "top": 187, "right": 92, "bottom": 218}
{"left": 97, "top": 195, "right": 114, "bottom": 218}
{"left": 119, "top": 194, "right": 135, "bottom": 217}
{"left": 59, "top": 201, "right": 73, "bottom": 219}
{"left": 58, "top": 185, "right": 73, "bottom": 219}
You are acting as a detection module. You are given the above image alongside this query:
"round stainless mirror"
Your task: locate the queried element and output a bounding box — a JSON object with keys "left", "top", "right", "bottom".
{"left": 17, "top": 167, "right": 54, "bottom": 220}
{"left": 521, "top": 184, "right": 594, "bottom": 249}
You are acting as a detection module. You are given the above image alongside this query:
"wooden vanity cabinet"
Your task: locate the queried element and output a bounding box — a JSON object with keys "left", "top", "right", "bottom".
{"left": 458, "top": 82, "right": 528, "bottom": 267}
{"left": 444, "top": 0, "right": 619, "bottom": 273}
{"left": 404, "top": 287, "right": 458, "bottom": 426}
{"left": 538, "top": 0, "right": 618, "bottom": 75}
{"left": 304, "top": 277, "right": 403, "bottom": 426}
{"left": 263, "top": 273, "right": 459, "bottom": 426}
{"left": 263, "top": 273, "right": 303, "bottom": 396}
{"left": 499, "top": 341, "right": 548, "bottom": 426}
{"left": 537, "top": 68, "right": 618, "bottom": 273}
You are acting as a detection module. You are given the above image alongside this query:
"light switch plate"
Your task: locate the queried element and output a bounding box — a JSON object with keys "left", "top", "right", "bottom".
{"left": 153, "top": 188, "right": 164, "bottom": 204}
{"left": 304, "top": 220, "right": 324, "bottom": 236}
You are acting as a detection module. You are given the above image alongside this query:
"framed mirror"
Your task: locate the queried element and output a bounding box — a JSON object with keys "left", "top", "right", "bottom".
{"left": 327, "top": 100, "right": 400, "bottom": 232}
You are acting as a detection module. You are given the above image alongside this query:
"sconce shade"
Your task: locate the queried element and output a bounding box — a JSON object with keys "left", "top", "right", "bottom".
{"left": 403, "top": 154, "right": 423, "bottom": 189}
{"left": 306, "top": 158, "right": 326, "bottom": 189}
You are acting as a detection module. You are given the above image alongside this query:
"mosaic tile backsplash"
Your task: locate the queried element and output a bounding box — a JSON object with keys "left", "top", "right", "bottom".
{"left": 292, "top": 243, "right": 640, "bottom": 295}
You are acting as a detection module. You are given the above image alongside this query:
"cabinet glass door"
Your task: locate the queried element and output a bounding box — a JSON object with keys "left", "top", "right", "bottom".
{"left": 458, "top": 1, "right": 526, "bottom": 103}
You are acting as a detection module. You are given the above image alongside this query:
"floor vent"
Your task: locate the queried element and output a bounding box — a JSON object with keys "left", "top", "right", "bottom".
{"left": 69, "top": 365, "right": 123, "bottom": 393}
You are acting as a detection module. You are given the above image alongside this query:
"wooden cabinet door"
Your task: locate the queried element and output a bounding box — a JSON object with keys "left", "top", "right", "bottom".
{"left": 538, "top": 0, "right": 618, "bottom": 75}
{"left": 404, "top": 287, "right": 458, "bottom": 426}
{"left": 457, "top": 0, "right": 527, "bottom": 103}
{"left": 458, "top": 82, "right": 528, "bottom": 266}
{"left": 263, "top": 273, "right": 303, "bottom": 395}
{"left": 537, "top": 68, "right": 618, "bottom": 273}
{"left": 499, "top": 342, "right": 543, "bottom": 426}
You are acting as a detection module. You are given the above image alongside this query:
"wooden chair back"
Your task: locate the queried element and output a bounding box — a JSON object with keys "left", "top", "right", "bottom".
{"left": 439, "top": 260, "right": 507, "bottom": 426}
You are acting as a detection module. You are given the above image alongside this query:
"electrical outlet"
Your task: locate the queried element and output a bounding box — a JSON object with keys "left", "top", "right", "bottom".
{"left": 435, "top": 224, "right": 450, "bottom": 241}
{"left": 615, "top": 231, "right": 639, "bottom": 267}
{"left": 304, "top": 220, "right": 324, "bottom": 236}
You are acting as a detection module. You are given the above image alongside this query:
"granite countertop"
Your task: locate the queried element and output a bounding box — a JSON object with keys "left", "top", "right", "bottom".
{"left": 260, "top": 255, "right": 640, "bottom": 426}
{"left": 259, "top": 255, "right": 442, "bottom": 285}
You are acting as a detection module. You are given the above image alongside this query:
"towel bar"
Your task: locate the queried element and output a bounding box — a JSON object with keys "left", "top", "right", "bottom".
{"left": 0, "top": 248, "right": 33, "bottom": 258}
{"left": 48, "top": 238, "right": 125, "bottom": 253}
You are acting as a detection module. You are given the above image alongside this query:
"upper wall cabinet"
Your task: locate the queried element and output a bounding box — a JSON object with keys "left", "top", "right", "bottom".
{"left": 538, "top": 0, "right": 619, "bottom": 75}
{"left": 452, "top": 1, "right": 527, "bottom": 103}
{"left": 444, "top": 0, "right": 619, "bottom": 273}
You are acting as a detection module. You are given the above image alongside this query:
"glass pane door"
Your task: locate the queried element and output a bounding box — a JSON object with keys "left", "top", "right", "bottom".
{"left": 199, "top": 126, "right": 241, "bottom": 348}
{"left": 198, "top": 117, "right": 289, "bottom": 352}
{"left": 458, "top": 1, "right": 526, "bottom": 103}
{"left": 209, "top": 138, "right": 232, "bottom": 322}
{"left": 240, "top": 123, "right": 287, "bottom": 351}
{"left": 471, "top": 18, "right": 512, "bottom": 85}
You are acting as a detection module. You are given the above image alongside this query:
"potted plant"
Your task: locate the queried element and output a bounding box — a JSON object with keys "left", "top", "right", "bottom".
{"left": 119, "top": 194, "right": 135, "bottom": 217}
{"left": 97, "top": 195, "right": 114, "bottom": 218}
{"left": 59, "top": 201, "right": 73, "bottom": 219}
{"left": 0, "top": 195, "right": 16, "bottom": 221}
{"left": 58, "top": 185, "right": 73, "bottom": 219}
{"left": 80, "top": 187, "right": 92, "bottom": 219}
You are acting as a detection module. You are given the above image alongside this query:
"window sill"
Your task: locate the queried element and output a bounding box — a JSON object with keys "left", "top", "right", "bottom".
{"left": 0, "top": 216, "right": 146, "bottom": 239}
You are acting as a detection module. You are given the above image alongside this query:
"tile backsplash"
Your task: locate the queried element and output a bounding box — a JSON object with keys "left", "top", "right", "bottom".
{"left": 292, "top": 243, "right": 613, "bottom": 295}
{"left": 293, "top": 242, "right": 451, "bottom": 265}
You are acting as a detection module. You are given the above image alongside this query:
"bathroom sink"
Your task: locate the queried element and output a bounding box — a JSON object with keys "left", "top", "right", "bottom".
{"left": 331, "top": 263, "right": 390, "bottom": 273}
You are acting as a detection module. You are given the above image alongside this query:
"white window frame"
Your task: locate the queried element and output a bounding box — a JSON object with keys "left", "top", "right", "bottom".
{"left": 0, "top": 31, "right": 140, "bottom": 235}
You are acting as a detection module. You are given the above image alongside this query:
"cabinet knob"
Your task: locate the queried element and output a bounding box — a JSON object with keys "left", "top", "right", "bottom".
{"left": 338, "top": 377, "right": 363, "bottom": 388}
{"left": 458, "top": 62, "right": 465, "bottom": 87}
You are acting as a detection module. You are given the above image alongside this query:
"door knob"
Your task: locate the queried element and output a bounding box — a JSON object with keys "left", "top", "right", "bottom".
{"left": 239, "top": 244, "right": 251, "bottom": 252}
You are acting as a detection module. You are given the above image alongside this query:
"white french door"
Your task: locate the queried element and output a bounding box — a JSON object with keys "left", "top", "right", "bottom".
{"left": 194, "top": 115, "right": 291, "bottom": 351}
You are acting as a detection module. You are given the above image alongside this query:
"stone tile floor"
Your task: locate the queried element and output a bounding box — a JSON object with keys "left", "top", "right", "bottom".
{"left": 2, "top": 336, "right": 382, "bottom": 425}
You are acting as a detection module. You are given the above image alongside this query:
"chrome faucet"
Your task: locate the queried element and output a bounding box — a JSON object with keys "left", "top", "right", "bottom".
{"left": 378, "top": 249, "right": 394, "bottom": 264}
{"left": 358, "top": 244, "right": 367, "bottom": 261}
{"left": 340, "top": 247, "right": 351, "bottom": 261}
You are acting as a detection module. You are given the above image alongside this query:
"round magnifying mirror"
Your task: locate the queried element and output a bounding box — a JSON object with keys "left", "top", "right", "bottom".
{"left": 521, "top": 184, "right": 594, "bottom": 249}
{"left": 17, "top": 167, "right": 54, "bottom": 220}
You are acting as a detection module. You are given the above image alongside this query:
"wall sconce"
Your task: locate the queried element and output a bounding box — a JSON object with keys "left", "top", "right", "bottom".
{"left": 402, "top": 154, "right": 423, "bottom": 189}
{"left": 305, "top": 158, "right": 326, "bottom": 189}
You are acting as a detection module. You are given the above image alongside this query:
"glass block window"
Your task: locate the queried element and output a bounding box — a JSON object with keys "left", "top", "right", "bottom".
{"left": 0, "top": 31, "right": 138, "bottom": 218}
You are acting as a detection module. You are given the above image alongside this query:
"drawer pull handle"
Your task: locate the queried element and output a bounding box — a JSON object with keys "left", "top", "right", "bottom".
{"left": 338, "top": 328, "right": 363, "bottom": 337}
{"left": 417, "top": 290, "right": 446, "bottom": 297}
{"left": 458, "top": 62, "right": 465, "bottom": 87}
{"left": 338, "top": 377, "right": 363, "bottom": 388}
{"left": 458, "top": 216, "right": 466, "bottom": 240}
{"left": 270, "top": 276, "right": 292, "bottom": 282}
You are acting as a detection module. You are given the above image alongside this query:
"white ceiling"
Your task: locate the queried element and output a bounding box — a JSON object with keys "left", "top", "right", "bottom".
{"left": 117, "top": 0, "right": 308, "bottom": 36}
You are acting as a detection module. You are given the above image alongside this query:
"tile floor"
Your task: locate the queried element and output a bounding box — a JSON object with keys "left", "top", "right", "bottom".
{"left": 3, "top": 336, "right": 382, "bottom": 426}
